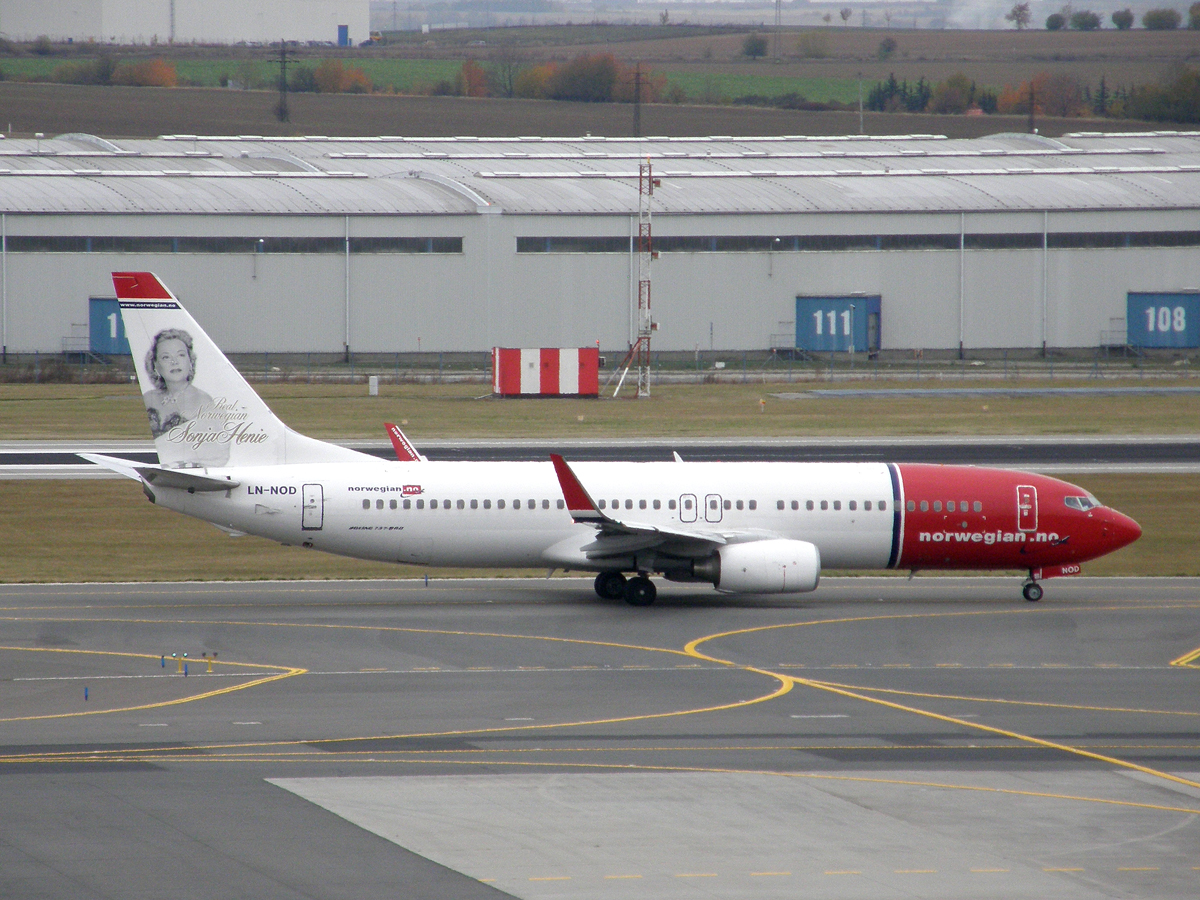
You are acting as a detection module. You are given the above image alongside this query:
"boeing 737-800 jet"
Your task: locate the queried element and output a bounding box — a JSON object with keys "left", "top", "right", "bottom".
{"left": 85, "top": 272, "right": 1141, "bottom": 605}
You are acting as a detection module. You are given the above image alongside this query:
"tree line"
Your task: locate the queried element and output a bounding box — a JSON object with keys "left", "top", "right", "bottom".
{"left": 1006, "top": 1, "right": 1200, "bottom": 29}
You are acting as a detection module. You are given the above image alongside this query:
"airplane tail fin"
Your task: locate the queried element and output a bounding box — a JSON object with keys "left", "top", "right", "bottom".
{"left": 113, "top": 272, "right": 369, "bottom": 469}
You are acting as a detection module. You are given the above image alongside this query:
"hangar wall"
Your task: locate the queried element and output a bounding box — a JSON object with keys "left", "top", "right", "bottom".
{"left": 3, "top": 133, "right": 1200, "bottom": 357}
{"left": 7, "top": 211, "right": 1200, "bottom": 355}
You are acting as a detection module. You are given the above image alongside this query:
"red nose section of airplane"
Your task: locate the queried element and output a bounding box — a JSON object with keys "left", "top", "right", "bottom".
{"left": 1102, "top": 508, "right": 1142, "bottom": 552}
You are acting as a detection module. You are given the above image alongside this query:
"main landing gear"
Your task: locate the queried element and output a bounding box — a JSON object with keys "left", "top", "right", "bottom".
{"left": 594, "top": 572, "right": 657, "bottom": 607}
{"left": 1022, "top": 580, "right": 1043, "bottom": 602}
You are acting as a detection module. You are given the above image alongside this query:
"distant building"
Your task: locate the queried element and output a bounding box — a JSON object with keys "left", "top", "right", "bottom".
{"left": 3, "top": 131, "right": 1200, "bottom": 357}
{"left": 0, "top": 0, "right": 369, "bottom": 46}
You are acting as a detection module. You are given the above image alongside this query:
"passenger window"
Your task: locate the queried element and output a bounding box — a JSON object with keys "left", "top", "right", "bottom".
{"left": 417, "top": 499, "right": 425, "bottom": 509}
{"left": 960, "top": 500, "right": 968, "bottom": 512}
{"left": 864, "top": 500, "right": 871, "bottom": 511}
{"left": 471, "top": 499, "right": 478, "bottom": 509}
{"left": 598, "top": 500, "right": 606, "bottom": 509}
{"left": 457, "top": 499, "right": 464, "bottom": 509}
{"left": 735, "top": 500, "right": 744, "bottom": 511}
{"left": 625, "top": 499, "right": 633, "bottom": 510}
{"left": 557, "top": 499, "right": 565, "bottom": 510}
{"left": 613, "top": 499, "right": 619, "bottom": 509}
{"left": 362, "top": 499, "right": 370, "bottom": 510}
{"left": 430, "top": 500, "right": 437, "bottom": 511}
{"left": 681, "top": 499, "right": 690, "bottom": 510}
{"left": 484, "top": 499, "right": 492, "bottom": 509}
{"left": 653, "top": 500, "right": 661, "bottom": 510}
{"left": 946, "top": 501, "right": 955, "bottom": 512}
{"left": 777, "top": 500, "right": 785, "bottom": 510}
{"left": 879, "top": 501, "right": 887, "bottom": 511}
{"left": 722, "top": 500, "right": 731, "bottom": 510}
{"left": 791, "top": 500, "right": 799, "bottom": 510}
{"left": 404, "top": 499, "right": 411, "bottom": 509}
{"left": 933, "top": 501, "right": 942, "bottom": 512}
{"left": 639, "top": 499, "right": 647, "bottom": 510}
{"left": 849, "top": 501, "right": 857, "bottom": 511}
{"left": 820, "top": 500, "right": 828, "bottom": 511}
{"left": 807, "top": 500, "right": 814, "bottom": 511}
{"left": 748, "top": 500, "right": 757, "bottom": 510}
{"left": 833, "top": 500, "right": 841, "bottom": 511}
{"left": 528, "top": 499, "right": 535, "bottom": 509}
{"left": 514, "top": 499, "right": 521, "bottom": 509}
{"left": 907, "top": 500, "right": 915, "bottom": 512}
{"left": 497, "top": 499, "right": 505, "bottom": 509}
{"left": 973, "top": 501, "right": 982, "bottom": 512}
{"left": 373, "top": 499, "right": 381, "bottom": 509}
{"left": 920, "top": 501, "right": 928, "bottom": 512}
{"left": 542, "top": 499, "right": 550, "bottom": 510}
{"left": 390, "top": 499, "right": 398, "bottom": 510}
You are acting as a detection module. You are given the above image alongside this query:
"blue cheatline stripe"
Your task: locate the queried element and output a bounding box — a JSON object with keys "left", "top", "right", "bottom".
{"left": 887, "top": 463, "right": 903, "bottom": 569}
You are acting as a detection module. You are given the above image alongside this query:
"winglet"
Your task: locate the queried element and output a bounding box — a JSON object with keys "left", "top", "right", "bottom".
{"left": 550, "top": 454, "right": 604, "bottom": 522}
{"left": 385, "top": 422, "right": 424, "bottom": 462}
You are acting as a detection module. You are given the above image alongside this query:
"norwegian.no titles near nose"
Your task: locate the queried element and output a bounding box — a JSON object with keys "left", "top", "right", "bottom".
{"left": 84, "top": 272, "right": 1141, "bottom": 606}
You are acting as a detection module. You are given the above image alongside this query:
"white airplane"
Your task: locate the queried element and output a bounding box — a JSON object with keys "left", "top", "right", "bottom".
{"left": 85, "top": 272, "right": 1142, "bottom": 605}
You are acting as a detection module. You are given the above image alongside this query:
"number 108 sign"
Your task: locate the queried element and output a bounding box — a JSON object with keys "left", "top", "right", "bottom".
{"left": 1127, "top": 293, "right": 1199, "bottom": 348}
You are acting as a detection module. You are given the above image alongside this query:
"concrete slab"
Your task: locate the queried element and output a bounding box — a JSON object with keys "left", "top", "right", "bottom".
{"left": 272, "top": 770, "right": 1196, "bottom": 899}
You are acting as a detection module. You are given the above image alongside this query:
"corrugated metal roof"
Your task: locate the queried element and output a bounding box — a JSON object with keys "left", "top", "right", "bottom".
{"left": 2, "top": 131, "right": 1200, "bottom": 217}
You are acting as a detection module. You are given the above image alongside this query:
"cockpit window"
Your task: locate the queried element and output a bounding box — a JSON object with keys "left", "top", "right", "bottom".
{"left": 1064, "top": 495, "right": 1101, "bottom": 511}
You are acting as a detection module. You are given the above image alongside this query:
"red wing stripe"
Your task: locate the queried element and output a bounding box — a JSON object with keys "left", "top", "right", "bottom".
{"left": 550, "top": 454, "right": 603, "bottom": 520}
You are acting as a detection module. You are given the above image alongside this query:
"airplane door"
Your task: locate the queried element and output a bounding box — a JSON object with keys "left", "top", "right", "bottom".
{"left": 679, "top": 494, "right": 697, "bottom": 523}
{"left": 704, "top": 494, "right": 723, "bottom": 523}
{"left": 1016, "top": 485, "right": 1037, "bottom": 532}
{"left": 302, "top": 484, "right": 324, "bottom": 530}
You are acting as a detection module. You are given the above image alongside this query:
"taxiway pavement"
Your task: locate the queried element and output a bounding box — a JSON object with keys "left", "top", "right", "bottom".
{"left": 1, "top": 577, "right": 1199, "bottom": 899}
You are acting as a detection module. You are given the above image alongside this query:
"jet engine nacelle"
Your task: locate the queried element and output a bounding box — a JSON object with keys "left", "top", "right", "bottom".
{"left": 694, "top": 539, "right": 821, "bottom": 594}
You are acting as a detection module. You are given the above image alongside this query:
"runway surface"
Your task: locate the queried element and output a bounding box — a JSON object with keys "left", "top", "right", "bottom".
{"left": 2, "top": 577, "right": 1199, "bottom": 899}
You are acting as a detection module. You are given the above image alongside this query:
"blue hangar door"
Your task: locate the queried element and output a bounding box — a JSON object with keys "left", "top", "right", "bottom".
{"left": 796, "top": 295, "right": 881, "bottom": 353}
{"left": 89, "top": 297, "right": 130, "bottom": 356}
{"left": 1127, "top": 292, "right": 1200, "bottom": 349}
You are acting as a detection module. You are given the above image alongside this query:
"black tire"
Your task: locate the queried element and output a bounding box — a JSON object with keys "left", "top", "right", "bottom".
{"left": 623, "top": 577, "right": 657, "bottom": 607}
{"left": 1023, "top": 582, "right": 1043, "bottom": 602}
{"left": 594, "top": 571, "right": 627, "bottom": 600}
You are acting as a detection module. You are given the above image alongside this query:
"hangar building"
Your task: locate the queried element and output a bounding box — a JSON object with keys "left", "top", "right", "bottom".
{"left": 0, "top": 0, "right": 368, "bottom": 46}
{"left": 2, "top": 130, "right": 1199, "bottom": 359}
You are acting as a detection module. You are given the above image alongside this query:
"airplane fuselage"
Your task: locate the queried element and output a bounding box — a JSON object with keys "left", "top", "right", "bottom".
{"left": 151, "top": 460, "right": 1138, "bottom": 579}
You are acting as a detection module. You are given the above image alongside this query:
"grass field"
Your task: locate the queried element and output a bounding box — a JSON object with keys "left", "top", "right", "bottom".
{"left": 4, "top": 24, "right": 1197, "bottom": 108}
{"left": 0, "top": 472, "right": 1186, "bottom": 582}
{"left": 3, "top": 380, "right": 1200, "bottom": 440}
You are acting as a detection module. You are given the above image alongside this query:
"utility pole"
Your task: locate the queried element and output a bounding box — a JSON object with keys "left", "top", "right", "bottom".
{"left": 633, "top": 63, "right": 641, "bottom": 138}
{"left": 276, "top": 40, "right": 290, "bottom": 123}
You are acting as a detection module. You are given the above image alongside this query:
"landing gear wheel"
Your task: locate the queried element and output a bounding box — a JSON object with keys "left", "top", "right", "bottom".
{"left": 594, "top": 571, "right": 627, "bottom": 601}
{"left": 623, "top": 576, "right": 657, "bottom": 607}
{"left": 1023, "top": 582, "right": 1043, "bottom": 602}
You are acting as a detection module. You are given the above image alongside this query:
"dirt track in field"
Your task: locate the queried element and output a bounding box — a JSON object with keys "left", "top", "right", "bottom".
{"left": 0, "top": 81, "right": 1155, "bottom": 140}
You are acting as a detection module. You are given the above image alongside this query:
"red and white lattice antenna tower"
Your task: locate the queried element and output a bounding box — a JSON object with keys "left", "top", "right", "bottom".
{"left": 613, "top": 159, "right": 659, "bottom": 397}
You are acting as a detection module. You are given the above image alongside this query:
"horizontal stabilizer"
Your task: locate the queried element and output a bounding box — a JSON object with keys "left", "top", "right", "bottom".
{"left": 80, "top": 453, "right": 239, "bottom": 493}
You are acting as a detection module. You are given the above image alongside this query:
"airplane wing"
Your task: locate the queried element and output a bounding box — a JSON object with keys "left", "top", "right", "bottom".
{"left": 549, "top": 454, "right": 729, "bottom": 559}
{"left": 80, "top": 452, "right": 240, "bottom": 493}
{"left": 384, "top": 423, "right": 426, "bottom": 462}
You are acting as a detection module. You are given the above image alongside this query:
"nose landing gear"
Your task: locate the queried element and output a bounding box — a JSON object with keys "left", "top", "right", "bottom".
{"left": 1022, "top": 579, "right": 1043, "bottom": 602}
